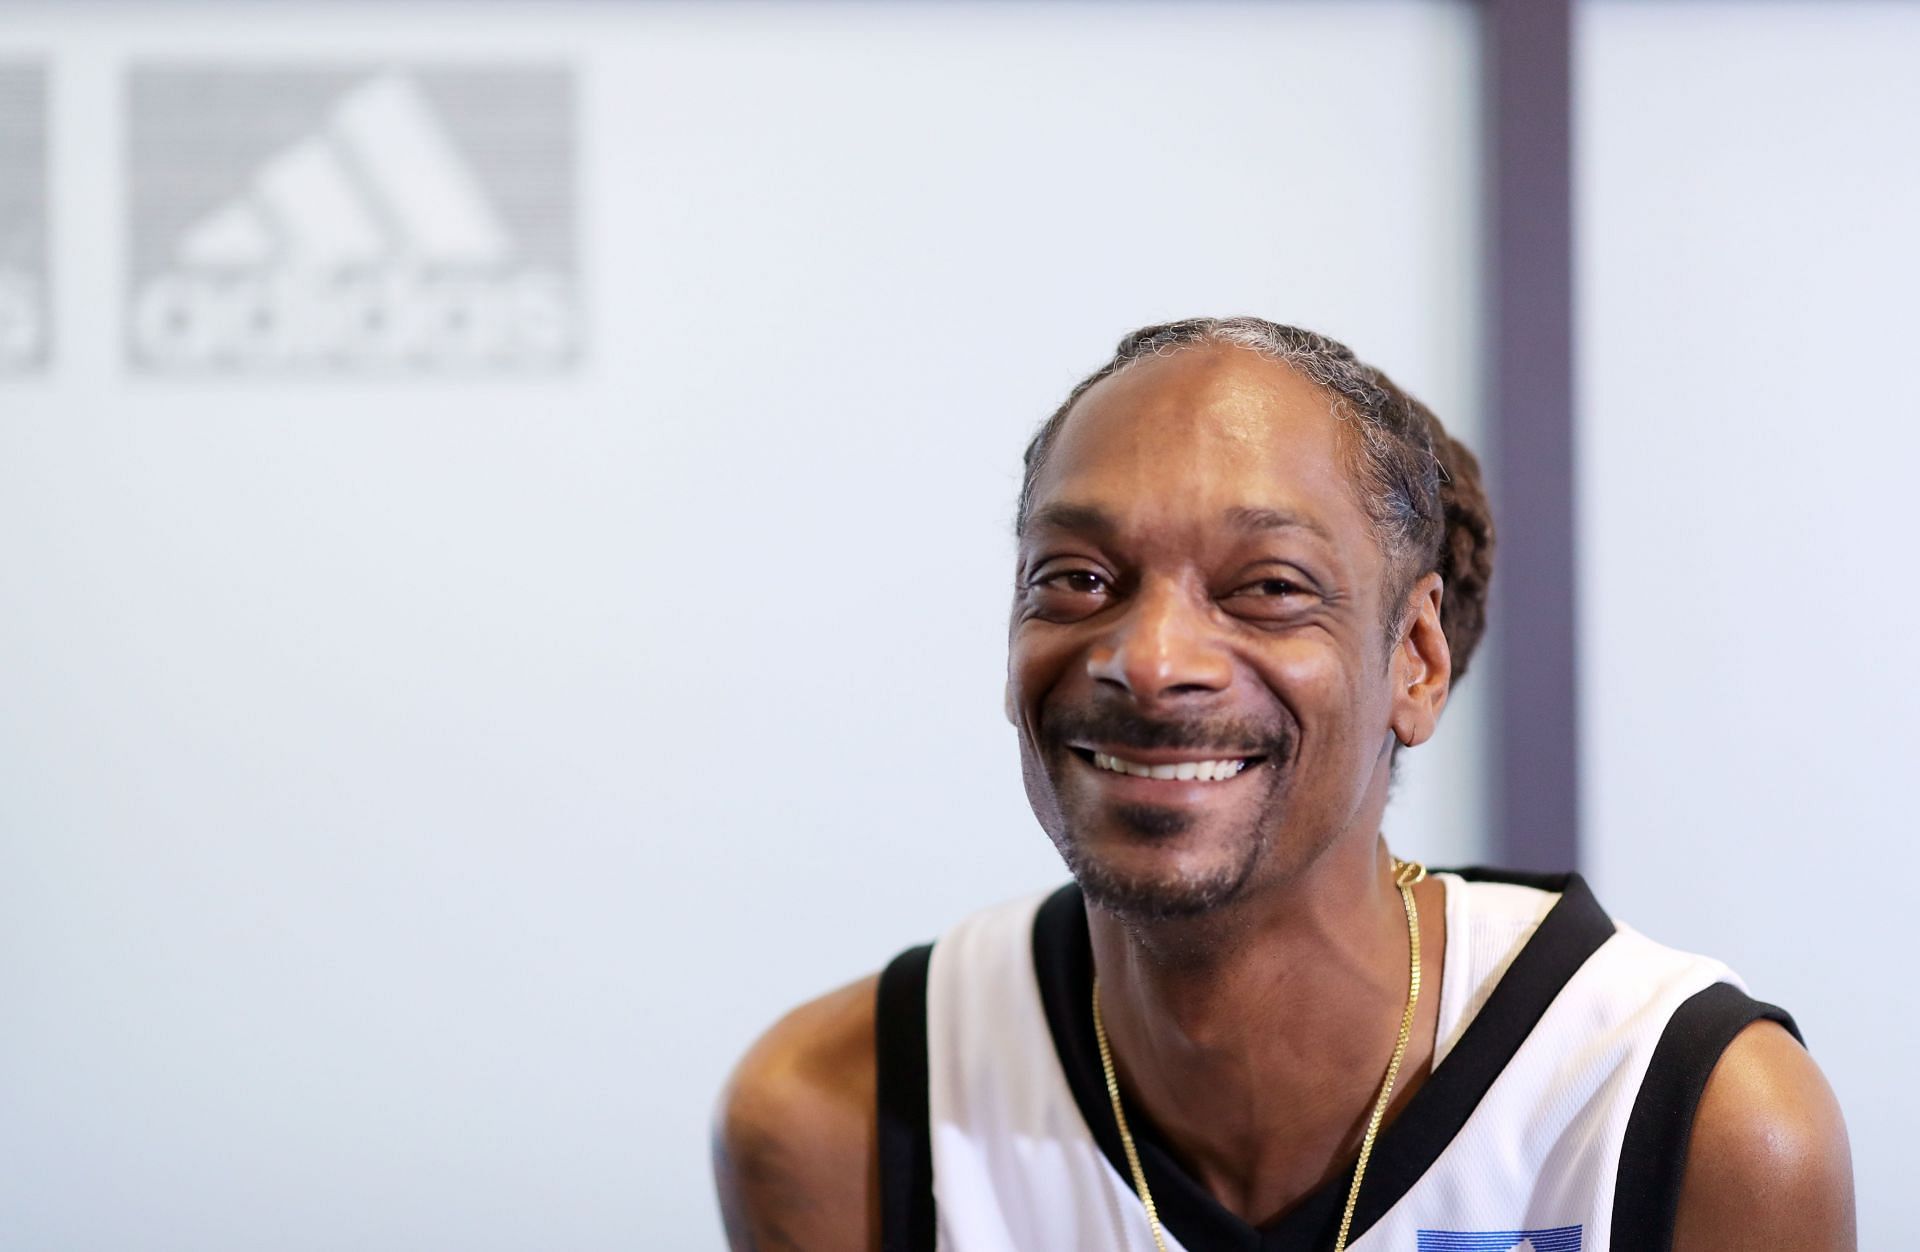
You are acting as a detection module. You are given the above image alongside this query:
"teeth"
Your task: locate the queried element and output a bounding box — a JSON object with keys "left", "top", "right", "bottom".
{"left": 1090, "top": 752, "right": 1248, "bottom": 781}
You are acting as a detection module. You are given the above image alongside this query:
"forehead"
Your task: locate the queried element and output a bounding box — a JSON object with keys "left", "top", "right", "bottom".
{"left": 1028, "top": 345, "right": 1375, "bottom": 553}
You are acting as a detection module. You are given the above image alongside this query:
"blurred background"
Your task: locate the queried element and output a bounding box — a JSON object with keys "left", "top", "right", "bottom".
{"left": 0, "top": 1, "right": 1910, "bottom": 1247}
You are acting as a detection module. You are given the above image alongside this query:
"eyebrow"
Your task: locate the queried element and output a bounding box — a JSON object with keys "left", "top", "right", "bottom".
{"left": 1221, "top": 505, "right": 1334, "bottom": 542}
{"left": 1022, "top": 502, "right": 1117, "bottom": 539}
{"left": 1025, "top": 501, "right": 1331, "bottom": 542}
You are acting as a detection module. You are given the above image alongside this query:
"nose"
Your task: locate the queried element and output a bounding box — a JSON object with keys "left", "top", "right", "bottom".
{"left": 1085, "top": 578, "right": 1233, "bottom": 704}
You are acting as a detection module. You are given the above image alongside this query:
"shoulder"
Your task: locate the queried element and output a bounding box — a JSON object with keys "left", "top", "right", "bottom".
{"left": 1671, "top": 1019, "right": 1856, "bottom": 1251}
{"left": 713, "top": 974, "right": 880, "bottom": 1252}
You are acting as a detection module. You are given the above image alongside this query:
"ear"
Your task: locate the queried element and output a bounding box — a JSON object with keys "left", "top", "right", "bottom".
{"left": 1389, "top": 571, "right": 1452, "bottom": 749}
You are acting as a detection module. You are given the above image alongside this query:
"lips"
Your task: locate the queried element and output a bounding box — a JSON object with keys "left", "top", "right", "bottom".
{"left": 1042, "top": 705, "right": 1286, "bottom": 794}
{"left": 1089, "top": 750, "right": 1250, "bottom": 781}
{"left": 1068, "top": 743, "right": 1266, "bottom": 783}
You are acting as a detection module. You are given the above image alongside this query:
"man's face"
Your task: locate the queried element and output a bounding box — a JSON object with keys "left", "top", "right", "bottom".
{"left": 1009, "top": 346, "right": 1412, "bottom": 921}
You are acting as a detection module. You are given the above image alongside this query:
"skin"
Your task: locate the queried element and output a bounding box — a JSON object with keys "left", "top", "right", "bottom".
{"left": 713, "top": 345, "right": 1854, "bottom": 1249}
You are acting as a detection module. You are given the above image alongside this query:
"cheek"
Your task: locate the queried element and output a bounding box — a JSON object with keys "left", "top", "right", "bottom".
{"left": 1009, "top": 629, "right": 1073, "bottom": 834}
{"left": 1260, "top": 636, "right": 1385, "bottom": 749}
{"left": 1008, "top": 624, "right": 1080, "bottom": 729}
{"left": 1018, "top": 740, "right": 1066, "bottom": 835}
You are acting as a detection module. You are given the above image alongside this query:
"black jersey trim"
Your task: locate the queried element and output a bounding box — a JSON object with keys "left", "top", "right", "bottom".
{"left": 1610, "top": 981, "right": 1802, "bottom": 1250}
{"left": 876, "top": 943, "right": 937, "bottom": 1252}
{"left": 1033, "top": 867, "right": 1616, "bottom": 1252}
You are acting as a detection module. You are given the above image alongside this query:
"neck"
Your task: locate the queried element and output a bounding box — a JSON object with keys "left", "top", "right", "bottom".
{"left": 1087, "top": 833, "right": 1445, "bottom": 1227}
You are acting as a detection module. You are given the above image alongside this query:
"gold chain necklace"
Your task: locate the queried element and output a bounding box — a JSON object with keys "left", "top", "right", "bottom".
{"left": 1091, "top": 857, "right": 1426, "bottom": 1252}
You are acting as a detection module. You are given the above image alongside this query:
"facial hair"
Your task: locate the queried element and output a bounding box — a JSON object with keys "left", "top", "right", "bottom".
{"left": 1034, "top": 701, "right": 1294, "bottom": 923}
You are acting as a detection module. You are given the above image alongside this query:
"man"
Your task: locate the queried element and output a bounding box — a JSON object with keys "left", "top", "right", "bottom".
{"left": 714, "top": 319, "right": 1854, "bottom": 1250}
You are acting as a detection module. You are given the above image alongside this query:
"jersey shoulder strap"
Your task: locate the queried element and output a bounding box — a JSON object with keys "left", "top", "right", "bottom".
{"left": 876, "top": 942, "right": 935, "bottom": 1252}
{"left": 1610, "top": 980, "right": 1802, "bottom": 1248}
{"left": 874, "top": 889, "right": 1062, "bottom": 1252}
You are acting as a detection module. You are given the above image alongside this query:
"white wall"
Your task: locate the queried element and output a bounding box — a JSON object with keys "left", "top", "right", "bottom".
{"left": 1577, "top": 2, "right": 1919, "bottom": 1243}
{"left": 0, "top": 3, "right": 1488, "bottom": 1248}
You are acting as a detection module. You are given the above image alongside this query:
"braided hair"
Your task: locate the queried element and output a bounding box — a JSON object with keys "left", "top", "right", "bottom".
{"left": 1017, "top": 318, "right": 1496, "bottom": 680}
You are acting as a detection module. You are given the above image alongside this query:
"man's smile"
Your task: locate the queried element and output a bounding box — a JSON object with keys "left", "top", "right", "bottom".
{"left": 1065, "top": 742, "right": 1269, "bottom": 785}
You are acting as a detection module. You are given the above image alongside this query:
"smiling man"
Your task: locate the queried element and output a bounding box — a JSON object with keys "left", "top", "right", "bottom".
{"left": 714, "top": 319, "right": 1854, "bottom": 1251}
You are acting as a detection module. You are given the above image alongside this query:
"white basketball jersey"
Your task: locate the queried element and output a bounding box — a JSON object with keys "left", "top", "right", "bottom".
{"left": 873, "top": 869, "right": 1797, "bottom": 1252}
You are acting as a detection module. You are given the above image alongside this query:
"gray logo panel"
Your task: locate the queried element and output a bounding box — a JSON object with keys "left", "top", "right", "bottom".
{"left": 126, "top": 64, "right": 578, "bottom": 374}
{"left": 0, "top": 62, "right": 49, "bottom": 373}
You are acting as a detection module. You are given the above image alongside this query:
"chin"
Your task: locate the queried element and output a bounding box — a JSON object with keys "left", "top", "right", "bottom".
{"left": 1048, "top": 809, "right": 1266, "bottom": 924}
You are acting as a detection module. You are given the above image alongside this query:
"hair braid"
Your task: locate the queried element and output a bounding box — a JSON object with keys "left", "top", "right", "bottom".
{"left": 1416, "top": 401, "right": 1496, "bottom": 681}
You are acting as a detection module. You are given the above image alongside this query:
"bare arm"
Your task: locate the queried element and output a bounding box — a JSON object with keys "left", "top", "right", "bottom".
{"left": 1671, "top": 1020, "right": 1855, "bottom": 1251}
{"left": 713, "top": 975, "right": 881, "bottom": 1252}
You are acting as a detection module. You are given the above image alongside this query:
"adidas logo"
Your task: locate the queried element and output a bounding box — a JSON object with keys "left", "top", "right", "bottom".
{"left": 0, "top": 60, "right": 48, "bottom": 373}
{"left": 128, "top": 66, "right": 578, "bottom": 373}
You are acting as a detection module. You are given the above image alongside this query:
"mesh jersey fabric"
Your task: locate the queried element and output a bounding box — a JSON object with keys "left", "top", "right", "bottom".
{"left": 875, "top": 869, "right": 1796, "bottom": 1252}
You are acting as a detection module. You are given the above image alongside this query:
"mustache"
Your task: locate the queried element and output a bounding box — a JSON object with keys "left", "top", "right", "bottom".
{"left": 1040, "top": 703, "right": 1292, "bottom": 758}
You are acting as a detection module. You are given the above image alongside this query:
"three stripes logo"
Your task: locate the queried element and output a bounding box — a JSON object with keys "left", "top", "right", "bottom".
{"left": 1416, "top": 1226, "right": 1582, "bottom": 1252}
{"left": 0, "top": 61, "right": 48, "bottom": 373}
{"left": 126, "top": 64, "right": 578, "bottom": 374}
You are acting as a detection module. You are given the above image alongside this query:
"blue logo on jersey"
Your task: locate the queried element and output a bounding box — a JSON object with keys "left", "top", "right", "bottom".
{"left": 1416, "top": 1226, "right": 1582, "bottom": 1252}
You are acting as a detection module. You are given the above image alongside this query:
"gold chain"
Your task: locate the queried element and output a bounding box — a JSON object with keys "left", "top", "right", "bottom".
{"left": 1091, "top": 857, "right": 1425, "bottom": 1252}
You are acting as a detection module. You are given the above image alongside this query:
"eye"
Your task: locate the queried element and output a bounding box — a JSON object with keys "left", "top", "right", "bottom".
{"left": 1222, "top": 571, "right": 1320, "bottom": 621}
{"left": 1045, "top": 569, "right": 1109, "bottom": 595}
{"left": 1023, "top": 563, "right": 1115, "bottom": 622}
